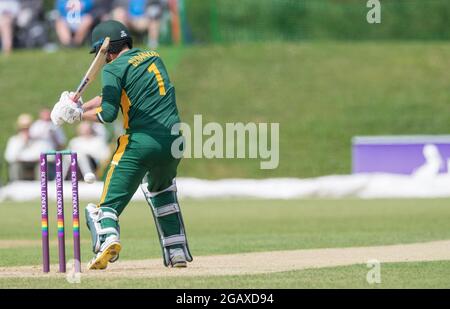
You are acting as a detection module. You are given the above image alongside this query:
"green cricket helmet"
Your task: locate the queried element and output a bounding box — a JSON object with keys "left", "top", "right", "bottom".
{"left": 90, "top": 20, "right": 133, "bottom": 54}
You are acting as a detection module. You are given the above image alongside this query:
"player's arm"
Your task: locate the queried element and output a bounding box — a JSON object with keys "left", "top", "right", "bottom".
{"left": 81, "top": 96, "right": 102, "bottom": 122}
{"left": 83, "top": 96, "right": 102, "bottom": 111}
{"left": 92, "top": 69, "right": 122, "bottom": 124}
{"left": 51, "top": 70, "right": 121, "bottom": 125}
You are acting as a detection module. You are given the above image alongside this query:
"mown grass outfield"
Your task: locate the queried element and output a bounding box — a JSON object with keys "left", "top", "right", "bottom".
{"left": 1, "top": 199, "right": 450, "bottom": 288}
{"left": 2, "top": 42, "right": 450, "bottom": 180}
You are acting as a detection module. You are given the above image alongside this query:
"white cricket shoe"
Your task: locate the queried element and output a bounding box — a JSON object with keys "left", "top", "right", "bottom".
{"left": 87, "top": 236, "right": 121, "bottom": 270}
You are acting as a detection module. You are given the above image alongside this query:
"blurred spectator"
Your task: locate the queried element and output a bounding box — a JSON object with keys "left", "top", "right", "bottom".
{"left": 55, "top": 0, "right": 95, "bottom": 47}
{"left": 91, "top": 122, "right": 110, "bottom": 143}
{"left": 4, "top": 114, "right": 53, "bottom": 181}
{"left": 15, "top": 0, "right": 48, "bottom": 49}
{"left": 91, "top": 0, "right": 113, "bottom": 23}
{"left": 112, "top": 0, "right": 166, "bottom": 49}
{"left": 30, "top": 108, "right": 67, "bottom": 151}
{"left": 147, "top": 0, "right": 165, "bottom": 48}
{"left": 67, "top": 122, "right": 111, "bottom": 178}
{"left": 0, "top": 0, "right": 20, "bottom": 55}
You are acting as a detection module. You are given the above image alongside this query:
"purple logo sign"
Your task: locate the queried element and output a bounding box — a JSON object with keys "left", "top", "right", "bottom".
{"left": 352, "top": 136, "right": 450, "bottom": 176}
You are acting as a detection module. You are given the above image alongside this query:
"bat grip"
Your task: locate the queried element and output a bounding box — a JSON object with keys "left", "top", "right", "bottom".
{"left": 71, "top": 93, "right": 81, "bottom": 103}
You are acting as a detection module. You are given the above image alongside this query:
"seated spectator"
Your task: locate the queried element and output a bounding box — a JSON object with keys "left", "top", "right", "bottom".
{"left": 15, "top": 0, "right": 48, "bottom": 49}
{"left": 147, "top": 0, "right": 166, "bottom": 48}
{"left": 66, "top": 122, "right": 111, "bottom": 179}
{"left": 91, "top": 122, "right": 110, "bottom": 143}
{"left": 112, "top": 0, "right": 166, "bottom": 49}
{"left": 30, "top": 108, "right": 67, "bottom": 151}
{"left": 0, "top": 0, "right": 20, "bottom": 55}
{"left": 55, "top": 0, "right": 95, "bottom": 47}
{"left": 91, "top": 0, "right": 113, "bottom": 23}
{"left": 4, "top": 114, "right": 53, "bottom": 181}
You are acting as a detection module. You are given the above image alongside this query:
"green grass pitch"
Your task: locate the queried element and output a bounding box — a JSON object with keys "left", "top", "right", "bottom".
{"left": 1, "top": 198, "right": 450, "bottom": 288}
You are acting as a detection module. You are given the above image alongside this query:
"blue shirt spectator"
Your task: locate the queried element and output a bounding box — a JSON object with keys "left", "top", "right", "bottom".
{"left": 112, "top": 0, "right": 165, "bottom": 49}
{"left": 129, "top": 0, "right": 148, "bottom": 19}
{"left": 56, "top": 0, "right": 94, "bottom": 19}
{"left": 55, "top": 0, "right": 95, "bottom": 47}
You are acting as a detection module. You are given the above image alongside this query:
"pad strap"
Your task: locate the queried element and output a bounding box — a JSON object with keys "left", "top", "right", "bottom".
{"left": 148, "top": 181, "right": 177, "bottom": 198}
{"left": 155, "top": 203, "right": 180, "bottom": 217}
{"left": 162, "top": 235, "right": 187, "bottom": 247}
{"left": 99, "top": 211, "right": 118, "bottom": 221}
{"left": 97, "top": 227, "right": 119, "bottom": 236}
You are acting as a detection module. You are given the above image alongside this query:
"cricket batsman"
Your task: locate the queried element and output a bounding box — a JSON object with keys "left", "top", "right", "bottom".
{"left": 50, "top": 20, "right": 193, "bottom": 270}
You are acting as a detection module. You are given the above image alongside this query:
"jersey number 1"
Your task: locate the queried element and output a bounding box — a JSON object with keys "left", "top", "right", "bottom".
{"left": 148, "top": 63, "right": 166, "bottom": 96}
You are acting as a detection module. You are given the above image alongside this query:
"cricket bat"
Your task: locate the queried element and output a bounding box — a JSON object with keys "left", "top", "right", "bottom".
{"left": 72, "top": 37, "right": 110, "bottom": 102}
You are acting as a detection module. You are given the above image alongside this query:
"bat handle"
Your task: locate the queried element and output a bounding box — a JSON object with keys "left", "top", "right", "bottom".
{"left": 71, "top": 93, "right": 81, "bottom": 103}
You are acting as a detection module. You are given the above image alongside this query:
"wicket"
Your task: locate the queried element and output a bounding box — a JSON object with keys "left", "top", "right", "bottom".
{"left": 40, "top": 151, "right": 81, "bottom": 273}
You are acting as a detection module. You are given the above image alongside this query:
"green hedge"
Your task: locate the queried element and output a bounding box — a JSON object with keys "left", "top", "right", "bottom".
{"left": 185, "top": 0, "right": 450, "bottom": 43}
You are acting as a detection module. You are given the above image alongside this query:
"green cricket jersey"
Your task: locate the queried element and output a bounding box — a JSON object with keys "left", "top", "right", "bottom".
{"left": 96, "top": 48, "right": 180, "bottom": 136}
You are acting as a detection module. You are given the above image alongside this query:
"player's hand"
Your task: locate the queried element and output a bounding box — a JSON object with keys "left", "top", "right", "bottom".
{"left": 50, "top": 101, "right": 65, "bottom": 126}
{"left": 57, "top": 91, "right": 84, "bottom": 125}
{"left": 62, "top": 91, "right": 83, "bottom": 124}
{"left": 68, "top": 91, "right": 84, "bottom": 107}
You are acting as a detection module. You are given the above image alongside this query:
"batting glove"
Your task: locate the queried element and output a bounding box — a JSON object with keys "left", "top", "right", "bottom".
{"left": 59, "top": 91, "right": 84, "bottom": 124}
